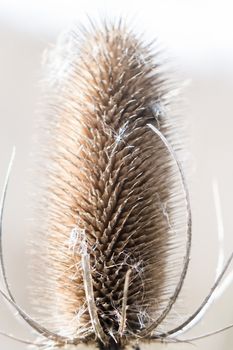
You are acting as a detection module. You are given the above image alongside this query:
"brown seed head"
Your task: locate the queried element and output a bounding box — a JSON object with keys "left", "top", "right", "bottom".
{"left": 31, "top": 20, "right": 189, "bottom": 349}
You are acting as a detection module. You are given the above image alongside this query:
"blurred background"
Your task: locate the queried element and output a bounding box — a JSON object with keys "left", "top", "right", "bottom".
{"left": 0, "top": 0, "right": 233, "bottom": 349}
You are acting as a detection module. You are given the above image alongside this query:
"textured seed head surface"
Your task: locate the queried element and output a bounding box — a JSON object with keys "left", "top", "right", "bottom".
{"left": 31, "top": 21, "right": 188, "bottom": 348}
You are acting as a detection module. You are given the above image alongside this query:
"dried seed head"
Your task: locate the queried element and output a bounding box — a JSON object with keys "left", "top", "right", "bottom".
{"left": 31, "top": 20, "right": 189, "bottom": 349}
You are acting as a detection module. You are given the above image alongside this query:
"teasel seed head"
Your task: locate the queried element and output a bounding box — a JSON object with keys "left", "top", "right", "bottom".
{"left": 31, "top": 19, "right": 189, "bottom": 349}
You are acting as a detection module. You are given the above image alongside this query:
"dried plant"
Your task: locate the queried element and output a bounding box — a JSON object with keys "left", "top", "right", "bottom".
{"left": 0, "top": 19, "right": 233, "bottom": 350}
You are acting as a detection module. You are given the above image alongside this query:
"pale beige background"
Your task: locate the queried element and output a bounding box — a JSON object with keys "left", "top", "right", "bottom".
{"left": 0, "top": 1, "right": 233, "bottom": 349}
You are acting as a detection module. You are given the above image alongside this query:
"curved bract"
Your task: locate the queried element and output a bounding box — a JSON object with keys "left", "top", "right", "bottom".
{"left": 0, "top": 19, "right": 232, "bottom": 350}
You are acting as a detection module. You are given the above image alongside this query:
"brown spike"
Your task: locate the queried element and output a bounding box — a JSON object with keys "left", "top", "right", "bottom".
{"left": 30, "top": 20, "right": 190, "bottom": 349}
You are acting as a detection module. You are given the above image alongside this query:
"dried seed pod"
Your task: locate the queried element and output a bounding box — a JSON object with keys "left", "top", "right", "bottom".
{"left": 31, "top": 21, "right": 190, "bottom": 349}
